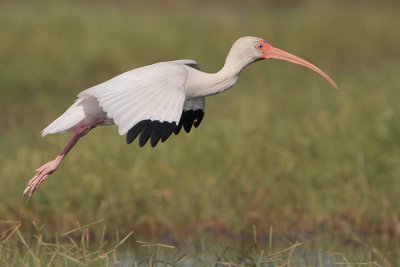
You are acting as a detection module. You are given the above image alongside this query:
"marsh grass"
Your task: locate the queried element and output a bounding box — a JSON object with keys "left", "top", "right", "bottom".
{"left": 1, "top": 1, "right": 400, "bottom": 266}
{"left": 0, "top": 221, "right": 381, "bottom": 266}
{"left": 0, "top": 219, "right": 133, "bottom": 266}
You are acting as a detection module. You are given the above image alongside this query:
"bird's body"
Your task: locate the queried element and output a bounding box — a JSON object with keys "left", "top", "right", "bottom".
{"left": 41, "top": 60, "right": 204, "bottom": 139}
{"left": 24, "top": 36, "right": 338, "bottom": 199}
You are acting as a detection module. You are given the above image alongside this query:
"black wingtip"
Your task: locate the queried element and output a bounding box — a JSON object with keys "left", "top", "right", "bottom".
{"left": 125, "top": 109, "right": 204, "bottom": 147}
{"left": 139, "top": 121, "right": 158, "bottom": 147}
{"left": 150, "top": 122, "right": 164, "bottom": 147}
{"left": 161, "top": 122, "right": 177, "bottom": 142}
{"left": 126, "top": 120, "right": 177, "bottom": 147}
{"left": 175, "top": 109, "right": 204, "bottom": 134}
{"left": 193, "top": 110, "right": 204, "bottom": 128}
{"left": 126, "top": 120, "right": 150, "bottom": 144}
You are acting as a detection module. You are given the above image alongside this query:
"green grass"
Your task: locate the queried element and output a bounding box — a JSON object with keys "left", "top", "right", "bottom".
{"left": 1, "top": 1, "right": 400, "bottom": 266}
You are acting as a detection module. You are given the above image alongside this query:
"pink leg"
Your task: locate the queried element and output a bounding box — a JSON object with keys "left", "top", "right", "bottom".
{"left": 23, "top": 122, "right": 98, "bottom": 200}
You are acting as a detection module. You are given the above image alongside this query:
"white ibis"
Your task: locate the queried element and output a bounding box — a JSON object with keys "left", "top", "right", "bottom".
{"left": 23, "top": 36, "right": 338, "bottom": 199}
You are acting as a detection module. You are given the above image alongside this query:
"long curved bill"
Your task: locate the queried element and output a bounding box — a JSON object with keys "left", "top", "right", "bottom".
{"left": 264, "top": 46, "right": 338, "bottom": 90}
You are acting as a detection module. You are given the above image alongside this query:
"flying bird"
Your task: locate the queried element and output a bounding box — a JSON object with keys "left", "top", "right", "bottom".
{"left": 23, "top": 36, "right": 338, "bottom": 199}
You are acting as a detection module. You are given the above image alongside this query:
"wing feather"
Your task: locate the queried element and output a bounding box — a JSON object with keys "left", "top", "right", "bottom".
{"left": 79, "top": 62, "right": 189, "bottom": 136}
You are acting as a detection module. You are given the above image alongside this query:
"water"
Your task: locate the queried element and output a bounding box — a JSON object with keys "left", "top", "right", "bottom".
{"left": 114, "top": 245, "right": 357, "bottom": 267}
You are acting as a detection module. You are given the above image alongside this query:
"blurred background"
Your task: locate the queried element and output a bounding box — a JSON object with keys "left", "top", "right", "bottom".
{"left": 1, "top": 0, "right": 400, "bottom": 265}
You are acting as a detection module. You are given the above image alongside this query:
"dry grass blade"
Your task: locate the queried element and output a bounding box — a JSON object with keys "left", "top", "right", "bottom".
{"left": 58, "top": 252, "right": 85, "bottom": 266}
{"left": 174, "top": 251, "right": 188, "bottom": 264}
{"left": 267, "top": 241, "right": 302, "bottom": 260}
{"left": 327, "top": 252, "right": 383, "bottom": 267}
{"left": 333, "top": 262, "right": 381, "bottom": 266}
{"left": 97, "top": 230, "right": 134, "bottom": 259}
{"left": 138, "top": 243, "right": 175, "bottom": 249}
{"left": 0, "top": 222, "right": 21, "bottom": 243}
{"left": 68, "top": 236, "right": 80, "bottom": 251}
{"left": 61, "top": 219, "right": 105, "bottom": 236}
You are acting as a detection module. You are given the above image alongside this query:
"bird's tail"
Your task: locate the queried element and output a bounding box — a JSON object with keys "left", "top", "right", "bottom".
{"left": 41, "top": 99, "right": 86, "bottom": 136}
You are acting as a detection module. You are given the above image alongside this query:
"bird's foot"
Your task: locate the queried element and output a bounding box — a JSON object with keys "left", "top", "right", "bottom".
{"left": 23, "top": 160, "right": 58, "bottom": 200}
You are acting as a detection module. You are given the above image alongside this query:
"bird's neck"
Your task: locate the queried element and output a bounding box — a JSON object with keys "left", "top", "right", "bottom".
{"left": 187, "top": 56, "right": 253, "bottom": 99}
{"left": 208, "top": 62, "right": 244, "bottom": 94}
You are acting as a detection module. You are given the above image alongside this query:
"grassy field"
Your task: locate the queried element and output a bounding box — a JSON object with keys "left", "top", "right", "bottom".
{"left": 1, "top": 1, "right": 400, "bottom": 265}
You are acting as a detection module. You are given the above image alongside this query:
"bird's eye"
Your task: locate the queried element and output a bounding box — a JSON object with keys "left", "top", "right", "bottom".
{"left": 258, "top": 44, "right": 263, "bottom": 49}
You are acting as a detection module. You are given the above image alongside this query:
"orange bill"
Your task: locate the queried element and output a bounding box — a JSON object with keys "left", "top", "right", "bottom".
{"left": 262, "top": 44, "right": 338, "bottom": 90}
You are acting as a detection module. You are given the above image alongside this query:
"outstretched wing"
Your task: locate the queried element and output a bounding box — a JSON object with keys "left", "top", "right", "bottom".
{"left": 78, "top": 62, "right": 191, "bottom": 147}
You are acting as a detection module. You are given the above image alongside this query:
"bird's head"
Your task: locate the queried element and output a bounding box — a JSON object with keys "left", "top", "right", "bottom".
{"left": 228, "top": 36, "right": 338, "bottom": 90}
